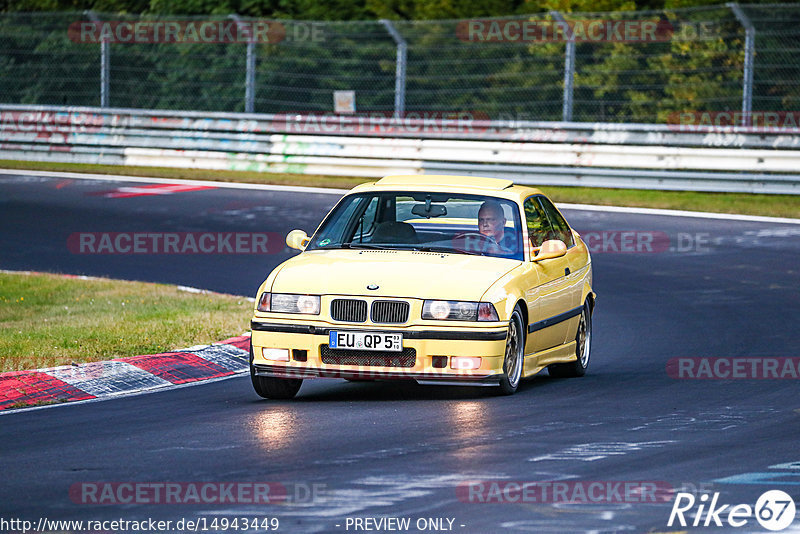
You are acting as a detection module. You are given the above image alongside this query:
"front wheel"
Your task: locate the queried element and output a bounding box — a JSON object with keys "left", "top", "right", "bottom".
{"left": 250, "top": 342, "right": 302, "bottom": 399}
{"left": 497, "top": 305, "right": 525, "bottom": 395}
{"left": 548, "top": 302, "right": 591, "bottom": 378}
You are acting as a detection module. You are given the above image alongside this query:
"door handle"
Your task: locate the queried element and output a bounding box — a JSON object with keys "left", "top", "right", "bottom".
{"left": 565, "top": 267, "right": 571, "bottom": 276}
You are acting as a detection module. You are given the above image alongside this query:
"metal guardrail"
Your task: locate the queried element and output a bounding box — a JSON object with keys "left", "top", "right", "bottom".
{"left": 1, "top": 104, "right": 799, "bottom": 194}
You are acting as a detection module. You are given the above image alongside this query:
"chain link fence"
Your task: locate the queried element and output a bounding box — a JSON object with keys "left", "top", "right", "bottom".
{"left": 1, "top": 4, "right": 800, "bottom": 123}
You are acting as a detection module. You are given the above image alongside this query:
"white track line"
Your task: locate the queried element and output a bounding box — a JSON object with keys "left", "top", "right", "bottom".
{"left": 2, "top": 167, "right": 799, "bottom": 224}
{"left": 557, "top": 202, "right": 800, "bottom": 225}
{"left": 0, "top": 168, "right": 350, "bottom": 195}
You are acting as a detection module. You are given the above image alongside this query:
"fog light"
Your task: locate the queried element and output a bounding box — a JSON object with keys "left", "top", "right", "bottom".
{"left": 431, "top": 356, "right": 448, "bottom": 369}
{"left": 451, "top": 357, "right": 481, "bottom": 370}
{"left": 262, "top": 348, "right": 290, "bottom": 362}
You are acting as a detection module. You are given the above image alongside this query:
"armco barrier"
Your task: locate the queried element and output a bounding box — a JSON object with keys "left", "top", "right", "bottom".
{"left": 1, "top": 104, "right": 799, "bottom": 194}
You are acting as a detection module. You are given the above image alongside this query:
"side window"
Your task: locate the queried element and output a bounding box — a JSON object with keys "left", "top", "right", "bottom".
{"left": 537, "top": 196, "right": 575, "bottom": 247}
{"left": 523, "top": 197, "right": 554, "bottom": 248}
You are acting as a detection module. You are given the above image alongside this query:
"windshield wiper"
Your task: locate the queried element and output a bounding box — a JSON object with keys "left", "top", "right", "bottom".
{"left": 343, "top": 243, "right": 394, "bottom": 250}
{"left": 416, "top": 245, "right": 484, "bottom": 256}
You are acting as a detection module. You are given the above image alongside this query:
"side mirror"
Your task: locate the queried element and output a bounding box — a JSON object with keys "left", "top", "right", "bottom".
{"left": 286, "top": 229, "right": 310, "bottom": 251}
{"left": 532, "top": 239, "right": 567, "bottom": 262}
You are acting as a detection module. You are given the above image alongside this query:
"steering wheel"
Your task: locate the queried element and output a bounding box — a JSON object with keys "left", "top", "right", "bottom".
{"left": 454, "top": 232, "right": 497, "bottom": 245}
{"left": 452, "top": 232, "right": 503, "bottom": 254}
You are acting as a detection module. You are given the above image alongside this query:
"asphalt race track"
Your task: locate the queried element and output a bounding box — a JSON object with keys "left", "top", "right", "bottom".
{"left": 1, "top": 171, "right": 799, "bottom": 533}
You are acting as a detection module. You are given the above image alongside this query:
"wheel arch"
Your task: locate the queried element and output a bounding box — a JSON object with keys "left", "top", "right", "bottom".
{"left": 515, "top": 298, "right": 528, "bottom": 337}
{"left": 585, "top": 291, "right": 596, "bottom": 315}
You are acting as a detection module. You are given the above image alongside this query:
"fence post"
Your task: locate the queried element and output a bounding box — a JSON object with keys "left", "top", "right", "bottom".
{"left": 550, "top": 10, "right": 575, "bottom": 122}
{"left": 380, "top": 20, "right": 407, "bottom": 117}
{"left": 86, "top": 11, "right": 109, "bottom": 108}
{"left": 229, "top": 14, "right": 256, "bottom": 113}
{"left": 728, "top": 3, "right": 754, "bottom": 126}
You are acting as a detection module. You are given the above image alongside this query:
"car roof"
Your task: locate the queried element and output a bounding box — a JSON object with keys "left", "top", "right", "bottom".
{"left": 351, "top": 175, "right": 544, "bottom": 200}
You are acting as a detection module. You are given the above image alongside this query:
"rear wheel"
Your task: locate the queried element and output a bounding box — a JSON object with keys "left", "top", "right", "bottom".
{"left": 249, "top": 341, "right": 302, "bottom": 399}
{"left": 548, "top": 302, "right": 591, "bottom": 378}
{"left": 497, "top": 305, "right": 525, "bottom": 395}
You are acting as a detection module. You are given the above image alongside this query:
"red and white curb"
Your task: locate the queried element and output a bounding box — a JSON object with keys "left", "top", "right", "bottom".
{"left": 0, "top": 334, "right": 251, "bottom": 412}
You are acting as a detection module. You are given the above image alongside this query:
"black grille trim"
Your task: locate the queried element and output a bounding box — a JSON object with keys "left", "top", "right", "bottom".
{"left": 251, "top": 321, "right": 507, "bottom": 341}
{"left": 320, "top": 345, "right": 416, "bottom": 368}
{"left": 371, "top": 300, "right": 410, "bottom": 324}
{"left": 330, "top": 299, "right": 368, "bottom": 323}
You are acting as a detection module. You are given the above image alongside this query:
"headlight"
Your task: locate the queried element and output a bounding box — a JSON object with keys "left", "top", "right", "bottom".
{"left": 422, "top": 300, "right": 499, "bottom": 321}
{"left": 256, "top": 293, "right": 320, "bottom": 315}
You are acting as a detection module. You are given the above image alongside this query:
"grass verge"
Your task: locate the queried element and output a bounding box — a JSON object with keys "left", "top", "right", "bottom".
{"left": 0, "top": 271, "right": 251, "bottom": 373}
{"left": 1, "top": 159, "right": 799, "bottom": 218}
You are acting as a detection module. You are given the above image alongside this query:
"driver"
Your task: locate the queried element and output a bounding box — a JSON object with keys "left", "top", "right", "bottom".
{"left": 478, "top": 200, "right": 515, "bottom": 253}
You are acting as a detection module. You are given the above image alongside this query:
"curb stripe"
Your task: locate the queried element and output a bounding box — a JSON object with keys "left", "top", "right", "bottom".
{"left": 121, "top": 352, "right": 234, "bottom": 385}
{"left": 47, "top": 360, "right": 172, "bottom": 396}
{"left": 0, "top": 371, "right": 95, "bottom": 411}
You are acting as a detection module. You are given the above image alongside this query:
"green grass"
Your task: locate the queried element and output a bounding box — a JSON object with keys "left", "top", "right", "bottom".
{"left": 0, "top": 272, "right": 251, "bottom": 373}
{"left": 2, "top": 159, "right": 799, "bottom": 218}
{"left": 7, "top": 398, "right": 65, "bottom": 409}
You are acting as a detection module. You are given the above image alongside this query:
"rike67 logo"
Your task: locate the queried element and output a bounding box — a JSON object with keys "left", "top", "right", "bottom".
{"left": 668, "top": 490, "right": 797, "bottom": 531}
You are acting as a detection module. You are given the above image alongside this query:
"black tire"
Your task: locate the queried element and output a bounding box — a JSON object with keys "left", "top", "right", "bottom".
{"left": 249, "top": 341, "right": 302, "bottom": 400}
{"left": 497, "top": 304, "right": 525, "bottom": 395}
{"left": 548, "top": 302, "right": 592, "bottom": 378}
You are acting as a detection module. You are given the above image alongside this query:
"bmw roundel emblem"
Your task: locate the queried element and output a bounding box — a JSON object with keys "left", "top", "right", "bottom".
{"left": 367, "top": 284, "right": 379, "bottom": 290}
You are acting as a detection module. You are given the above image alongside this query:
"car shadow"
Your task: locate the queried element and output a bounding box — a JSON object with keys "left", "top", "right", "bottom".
{"left": 278, "top": 374, "right": 559, "bottom": 402}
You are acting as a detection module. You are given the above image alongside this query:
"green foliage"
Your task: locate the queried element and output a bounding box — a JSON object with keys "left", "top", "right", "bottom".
{"left": 1, "top": 4, "right": 799, "bottom": 123}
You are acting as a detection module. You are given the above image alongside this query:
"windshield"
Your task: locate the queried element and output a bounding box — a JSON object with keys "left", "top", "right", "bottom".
{"left": 306, "top": 191, "right": 524, "bottom": 260}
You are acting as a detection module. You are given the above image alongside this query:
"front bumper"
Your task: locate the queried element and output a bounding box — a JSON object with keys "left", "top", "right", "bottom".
{"left": 250, "top": 320, "right": 508, "bottom": 385}
{"left": 252, "top": 363, "right": 504, "bottom": 386}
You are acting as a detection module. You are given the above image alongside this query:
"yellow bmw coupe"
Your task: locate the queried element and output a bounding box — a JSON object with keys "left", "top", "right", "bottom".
{"left": 250, "top": 175, "right": 595, "bottom": 398}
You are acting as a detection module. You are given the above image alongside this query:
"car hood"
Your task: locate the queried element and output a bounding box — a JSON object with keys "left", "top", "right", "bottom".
{"left": 271, "top": 249, "right": 520, "bottom": 301}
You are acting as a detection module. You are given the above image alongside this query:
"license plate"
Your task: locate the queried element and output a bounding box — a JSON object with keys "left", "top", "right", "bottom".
{"left": 329, "top": 331, "right": 402, "bottom": 352}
